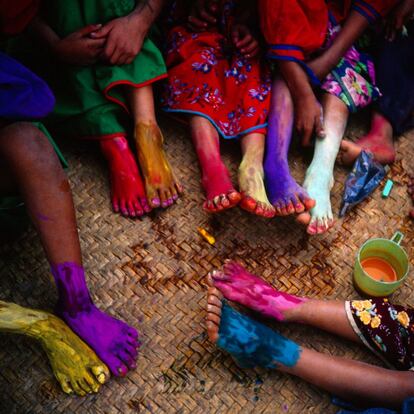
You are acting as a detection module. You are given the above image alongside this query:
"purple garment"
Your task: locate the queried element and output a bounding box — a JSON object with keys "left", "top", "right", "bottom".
{"left": 0, "top": 51, "right": 55, "bottom": 120}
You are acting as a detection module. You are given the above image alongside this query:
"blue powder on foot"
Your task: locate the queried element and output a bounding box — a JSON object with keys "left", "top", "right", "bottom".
{"left": 217, "top": 302, "right": 301, "bottom": 368}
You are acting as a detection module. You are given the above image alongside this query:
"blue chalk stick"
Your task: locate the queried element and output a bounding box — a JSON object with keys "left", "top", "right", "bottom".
{"left": 382, "top": 179, "right": 394, "bottom": 198}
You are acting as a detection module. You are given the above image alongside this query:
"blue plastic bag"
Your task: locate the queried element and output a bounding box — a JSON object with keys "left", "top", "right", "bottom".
{"left": 340, "top": 151, "right": 386, "bottom": 217}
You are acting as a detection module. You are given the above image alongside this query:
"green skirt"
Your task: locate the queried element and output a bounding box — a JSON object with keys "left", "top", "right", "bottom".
{"left": 8, "top": 0, "right": 167, "bottom": 139}
{"left": 0, "top": 122, "right": 67, "bottom": 234}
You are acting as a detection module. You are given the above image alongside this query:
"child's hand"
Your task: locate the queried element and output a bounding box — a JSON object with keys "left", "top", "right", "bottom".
{"left": 294, "top": 93, "right": 325, "bottom": 146}
{"left": 90, "top": 14, "right": 148, "bottom": 65}
{"left": 386, "top": 0, "right": 414, "bottom": 41}
{"left": 187, "top": 0, "right": 219, "bottom": 32}
{"left": 231, "top": 24, "right": 259, "bottom": 58}
{"left": 53, "top": 25, "right": 105, "bottom": 66}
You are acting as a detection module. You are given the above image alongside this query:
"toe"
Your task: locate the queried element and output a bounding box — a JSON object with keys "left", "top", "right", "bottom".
{"left": 228, "top": 191, "right": 241, "bottom": 205}
{"left": 296, "top": 211, "right": 311, "bottom": 226}
{"left": 56, "top": 374, "right": 73, "bottom": 395}
{"left": 70, "top": 379, "right": 86, "bottom": 397}
{"left": 91, "top": 365, "right": 110, "bottom": 384}
{"left": 118, "top": 350, "right": 136, "bottom": 370}
{"left": 127, "top": 201, "right": 136, "bottom": 217}
{"left": 78, "top": 378, "right": 93, "bottom": 394}
{"left": 133, "top": 200, "right": 144, "bottom": 216}
{"left": 307, "top": 219, "right": 318, "bottom": 235}
{"left": 125, "top": 344, "right": 138, "bottom": 359}
{"left": 120, "top": 199, "right": 128, "bottom": 217}
{"left": 291, "top": 195, "right": 305, "bottom": 214}
{"left": 207, "top": 291, "right": 223, "bottom": 307}
{"left": 112, "top": 197, "right": 120, "bottom": 213}
{"left": 207, "top": 302, "right": 222, "bottom": 317}
{"left": 206, "top": 320, "right": 219, "bottom": 343}
{"left": 285, "top": 200, "right": 295, "bottom": 215}
{"left": 140, "top": 197, "right": 151, "bottom": 213}
{"left": 219, "top": 194, "right": 230, "bottom": 209}
{"left": 240, "top": 195, "right": 257, "bottom": 213}
{"left": 127, "top": 327, "right": 138, "bottom": 340}
{"left": 84, "top": 371, "right": 100, "bottom": 393}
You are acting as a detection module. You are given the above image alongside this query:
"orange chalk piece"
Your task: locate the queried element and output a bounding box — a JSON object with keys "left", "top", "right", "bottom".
{"left": 198, "top": 227, "right": 215, "bottom": 245}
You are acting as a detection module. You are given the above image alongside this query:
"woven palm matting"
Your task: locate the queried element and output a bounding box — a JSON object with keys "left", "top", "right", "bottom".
{"left": 1, "top": 114, "right": 413, "bottom": 414}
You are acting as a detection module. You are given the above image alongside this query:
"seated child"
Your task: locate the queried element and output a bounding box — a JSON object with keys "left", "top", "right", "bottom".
{"left": 260, "top": 0, "right": 399, "bottom": 234}
{"left": 162, "top": 0, "right": 274, "bottom": 217}
{"left": 341, "top": 1, "right": 414, "bottom": 166}
{"left": 0, "top": 48, "right": 139, "bottom": 393}
{"left": 8, "top": 0, "right": 181, "bottom": 218}
{"left": 207, "top": 262, "right": 414, "bottom": 410}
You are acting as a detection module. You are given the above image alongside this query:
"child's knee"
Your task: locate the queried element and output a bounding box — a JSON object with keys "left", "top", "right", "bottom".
{"left": 0, "top": 122, "right": 58, "bottom": 167}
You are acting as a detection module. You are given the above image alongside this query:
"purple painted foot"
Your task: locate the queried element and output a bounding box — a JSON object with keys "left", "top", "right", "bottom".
{"left": 264, "top": 161, "right": 315, "bottom": 216}
{"left": 52, "top": 263, "right": 140, "bottom": 377}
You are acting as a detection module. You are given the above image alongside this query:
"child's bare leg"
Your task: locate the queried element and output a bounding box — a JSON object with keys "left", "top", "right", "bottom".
{"left": 100, "top": 136, "right": 150, "bottom": 217}
{"left": 210, "top": 261, "right": 357, "bottom": 341}
{"left": 264, "top": 77, "right": 315, "bottom": 216}
{"left": 206, "top": 286, "right": 414, "bottom": 409}
{"left": 0, "top": 123, "right": 140, "bottom": 377}
{"left": 128, "top": 85, "right": 182, "bottom": 209}
{"left": 282, "top": 347, "right": 414, "bottom": 409}
{"left": 340, "top": 111, "right": 395, "bottom": 165}
{"left": 297, "top": 94, "right": 349, "bottom": 235}
{"left": 0, "top": 301, "right": 109, "bottom": 396}
{"left": 190, "top": 116, "right": 241, "bottom": 212}
{"left": 238, "top": 133, "right": 275, "bottom": 218}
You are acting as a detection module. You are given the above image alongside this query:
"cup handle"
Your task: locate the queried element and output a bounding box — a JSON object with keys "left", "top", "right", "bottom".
{"left": 391, "top": 231, "right": 404, "bottom": 245}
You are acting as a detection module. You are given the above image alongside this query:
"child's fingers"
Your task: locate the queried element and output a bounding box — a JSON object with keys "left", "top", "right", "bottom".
{"left": 198, "top": 8, "right": 217, "bottom": 24}
{"left": 236, "top": 33, "right": 254, "bottom": 49}
{"left": 187, "top": 15, "right": 208, "bottom": 31}
{"left": 315, "top": 113, "right": 325, "bottom": 139}
{"left": 241, "top": 40, "right": 258, "bottom": 55}
{"left": 89, "top": 24, "right": 111, "bottom": 39}
{"left": 76, "top": 24, "right": 102, "bottom": 38}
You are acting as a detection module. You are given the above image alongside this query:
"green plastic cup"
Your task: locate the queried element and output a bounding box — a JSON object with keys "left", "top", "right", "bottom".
{"left": 353, "top": 232, "right": 409, "bottom": 297}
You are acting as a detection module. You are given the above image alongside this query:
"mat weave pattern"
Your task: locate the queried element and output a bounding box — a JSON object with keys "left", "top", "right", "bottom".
{"left": 0, "top": 116, "right": 413, "bottom": 414}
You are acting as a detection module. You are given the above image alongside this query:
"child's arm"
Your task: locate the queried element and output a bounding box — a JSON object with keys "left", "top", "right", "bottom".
{"left": 308, "top": 11, "right": 369, "bottom": 81}
{"left": 278, "top": 60, "right": 324, "bottom": 146}
{"left": 90, "top": 0, "right": 166, "bottom": 65}
{"left": 28, "top": 16, "right": 105, "bottom": 66}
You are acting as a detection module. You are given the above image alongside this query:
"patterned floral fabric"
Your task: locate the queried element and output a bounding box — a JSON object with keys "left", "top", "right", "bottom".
{"left": 321, "top": 23, "right": 381, "bottom": 113}
{"left": 346, "top": 299, "right": 414, "bottom": 371}
{"left": 161, "top": 0, "right": 271, "bottom": 139}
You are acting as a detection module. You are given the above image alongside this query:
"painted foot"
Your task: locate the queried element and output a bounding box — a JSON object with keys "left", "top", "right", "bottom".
{"left": 134, "top": 122, "right": 182, "bottom": 209}
{"left": 265, "top": 163, "right": 315, "bottom": 216}
{"left": 296, "top": 170, "right": 335, "bottom": 235}
{"left": 59, "top": 305, "right": 140, "bottom": 377}
{"left": 209, "top": 261, "right": 305, "bottom": 321}
{"left": 339, "top": 114, "right": 395, "bottom": 166}
{"left": 202, "top": 163, "right": 241, "bottom": 213}
{"left": 206, "top": 285, "right": 301, "bottom": 369}
{"left": 100, "top": 137, "right": 151, "bottom": 217}
{"left": 34, "top": 313, "right": 109, "bottom": 396}
{"left": 340, "top": 139, "right": 395, "bottom": 166}
{"left": 238, "top": 159, "right": 275, "bottom": 218}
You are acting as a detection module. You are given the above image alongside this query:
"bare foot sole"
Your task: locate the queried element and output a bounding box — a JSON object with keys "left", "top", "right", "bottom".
{"left": 135, "top": 122, "right": 182, "bottom": 209}
{"left": 203, "top": 190, "right": 242, "bottom": 213}
{"left": 100, "top": 137, "right": 151, "bottom": 217}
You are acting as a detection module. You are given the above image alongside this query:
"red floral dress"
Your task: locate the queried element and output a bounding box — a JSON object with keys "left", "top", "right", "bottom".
{"left": 162, "top": 0, "right": 271, "bottom": 139}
